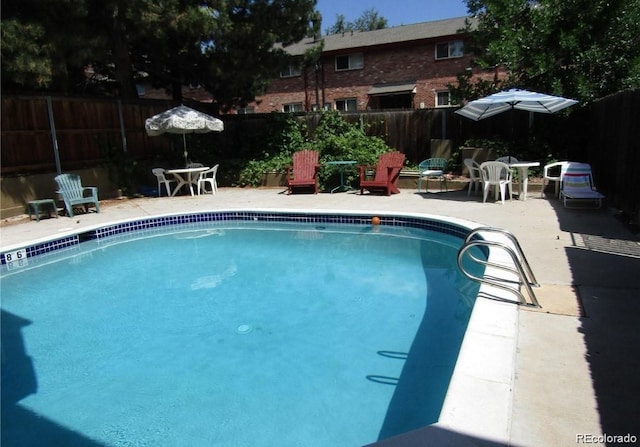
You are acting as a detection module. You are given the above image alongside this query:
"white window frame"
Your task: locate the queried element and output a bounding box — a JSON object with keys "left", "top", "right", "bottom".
{"left": 435, "top": 90, "right": 453, "bottom": 108}
{"left": 335, "top": 98, "right": 357, "bottom": 112}
{"left": 280, "top": 65, "right": 302, "bottom": 78}
{"left": 335, "top": 53, "right": 364, "bottom": 71}
{"left": 283, "top": 103, "right": 303, "bottom": 113}
{"left": 435, "top": 40, "right": 464, "bottom": 60}
{"left": 311, "top": 103, "right": 331, "bottom": 112}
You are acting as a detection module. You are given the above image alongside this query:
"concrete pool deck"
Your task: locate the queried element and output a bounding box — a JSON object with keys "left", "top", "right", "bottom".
{"left": 2, "top": 186, "right": 639, "bottom": 446}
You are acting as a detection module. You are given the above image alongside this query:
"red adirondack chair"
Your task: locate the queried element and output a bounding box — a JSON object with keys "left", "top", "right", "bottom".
{"left": 359, "top": 151, "right": 406, "bottom": 195}
{"left": 285, "top": 150, "right": 321, "bottom": 194}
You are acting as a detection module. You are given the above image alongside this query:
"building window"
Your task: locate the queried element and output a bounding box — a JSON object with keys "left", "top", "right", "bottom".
{"left": 335, "top": 98, "right": 357, "bottom": 112}
{"left": 311, "top": 103, "right": 331, "bottom": 111}
{"left": 280, "top": 65, "right": 301, "bottom": 78}
{"left": 283, "top": 103, "right": 303, "bottom": 113}
{"left": 335, "top": 53, "right": 364, "bottom": 71}
{"left": 435, "top": 90, "right": 453, "bottom": 107}
{"left": 373, "top": 94, "right": 413, "bottom": 110}
{"left": 435, "top": 40, "right": 464, "bottom": 60}
{"left": 237, "top": 107, "right": 255, "bottom": 114}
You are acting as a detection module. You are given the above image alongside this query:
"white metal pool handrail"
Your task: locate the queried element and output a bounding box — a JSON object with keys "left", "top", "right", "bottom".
{"left": 458, "top": 227, "right": 541, "bottom": 308}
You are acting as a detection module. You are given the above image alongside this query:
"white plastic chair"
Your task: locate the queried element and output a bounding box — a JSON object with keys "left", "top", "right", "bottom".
{"left": 541, "top": 161, "right": 569, "bottom": 198}
{"left": 480, "top": 161, "right": 513, "bottom": 204}
{"left": 495, "top": 156, "right": 519, "bottom": 180}
{"left": 186, "top": 162, "right": 204, "bottom": 186}
{"left": 417, "top": 158, "right": 448, "bottom": 192}
{"left": 152, "top": 168, "right": 177, "bottom": 197}
{"left": 495, "top": 156, "right": 519, "bottom": 164}
{"left": 463, "top": 158, "right": 482, "bottom": 196}
{"left": 197, "top": 164, "right": 219, "bottom": 195}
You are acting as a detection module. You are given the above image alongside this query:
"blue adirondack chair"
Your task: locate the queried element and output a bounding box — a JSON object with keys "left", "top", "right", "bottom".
{"left": 55, "top": 174, "right": 100, "bottom": 217}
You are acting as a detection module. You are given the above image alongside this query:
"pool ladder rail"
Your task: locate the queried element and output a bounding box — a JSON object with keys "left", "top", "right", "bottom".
{"left": 457, "top": 227, "right": 541, "bottom": 308}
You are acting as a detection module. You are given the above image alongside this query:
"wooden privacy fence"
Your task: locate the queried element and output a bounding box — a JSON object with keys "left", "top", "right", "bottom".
{"left": 1, "top": 96, "right": 186, "bottom": 174}
{"left": 2, "top": 92, "right": 638, "bottom": 223}
{"left": 587, "top": 89, "right": 640, "bottom": 223}
{"left": 307, "top": 109, "right": 456, "bottom": 163}
{"left": 1, "top": 95, "right": 498, "bottom": 176}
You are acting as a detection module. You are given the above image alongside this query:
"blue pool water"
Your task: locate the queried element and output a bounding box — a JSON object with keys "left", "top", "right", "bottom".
{"left": 1, "top": 218, "right": 480, "bottom": 446}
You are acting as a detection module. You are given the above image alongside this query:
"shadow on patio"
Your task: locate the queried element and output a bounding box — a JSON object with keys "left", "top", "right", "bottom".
{"left": 549, "top": 200, "right": 640, "bottom": 436}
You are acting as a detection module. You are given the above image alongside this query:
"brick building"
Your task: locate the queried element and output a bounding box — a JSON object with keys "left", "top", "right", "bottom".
{"left": 249, "top": 16, "right": 496, "bottom": 113}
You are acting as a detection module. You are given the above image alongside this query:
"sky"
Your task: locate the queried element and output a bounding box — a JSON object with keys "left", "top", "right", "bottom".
{"left": 316, "top": 0, "right": 469, "bottom": 31}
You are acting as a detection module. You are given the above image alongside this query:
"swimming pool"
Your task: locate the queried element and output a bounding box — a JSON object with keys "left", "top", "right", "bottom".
{"left": 1, "top": 210, "right": 518, "bottom": 446}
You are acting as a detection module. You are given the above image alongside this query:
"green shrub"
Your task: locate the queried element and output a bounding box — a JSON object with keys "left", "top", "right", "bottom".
{"left": 462, "top": 138, "right": 511, "bottom": 155}
{"left": 236, "top": 113, "right": 307, "bottom": 186}
{"left": 310, "top": 112, "right": 392, "bottom": 189}
{"left": 237, "top": 110, "right": 394, "bottom": 190}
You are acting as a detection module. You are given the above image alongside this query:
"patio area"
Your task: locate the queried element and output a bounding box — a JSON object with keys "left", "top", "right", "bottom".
{"left": 2, "top": 186, "right": 639, "bottom": 446}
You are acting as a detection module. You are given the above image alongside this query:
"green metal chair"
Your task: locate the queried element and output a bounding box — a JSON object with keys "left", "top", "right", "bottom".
{"left": 418, "top": 158, "right": 448, "bottom": 192}
{"left": 55, "top": 173, "right": 100, "bottom": 217}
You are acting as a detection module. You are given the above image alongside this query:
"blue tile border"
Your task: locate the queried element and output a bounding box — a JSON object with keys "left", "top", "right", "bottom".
{"left": 1, "top": 211, "right": 476, "bottom": 265}
{"left": 1, "top": 235, "right": 80, "bottom": 265}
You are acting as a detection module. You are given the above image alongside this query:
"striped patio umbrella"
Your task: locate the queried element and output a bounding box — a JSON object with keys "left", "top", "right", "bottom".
{"left": 145, "top": 105, "right": 224, "bottom": 165}
{"left": 455, "top": 89, "right": 578, "bottom": 121}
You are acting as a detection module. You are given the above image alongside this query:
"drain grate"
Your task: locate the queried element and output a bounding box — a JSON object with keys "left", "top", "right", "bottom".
{"left": 578, "top": 234, "right": 640, "bottom": 258}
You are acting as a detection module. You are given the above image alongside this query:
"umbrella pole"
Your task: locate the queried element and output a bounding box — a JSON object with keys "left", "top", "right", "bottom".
{"left": 183, "top": 133, "right": 188, "bottom": 166}
{"left": 509, "top": 110, "right": 516, "bottom": 155}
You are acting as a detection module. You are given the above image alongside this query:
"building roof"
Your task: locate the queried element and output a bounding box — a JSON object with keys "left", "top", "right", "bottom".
{"left": 281, "top": 16, "right": 474, "bottom": 56}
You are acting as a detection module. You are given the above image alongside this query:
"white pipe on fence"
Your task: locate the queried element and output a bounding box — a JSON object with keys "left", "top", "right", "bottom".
{"left": 118, "top": 100, "right": 128, "bottom": 153}
{"left": 46, "top": 96, "right": 62, "bottom": 175}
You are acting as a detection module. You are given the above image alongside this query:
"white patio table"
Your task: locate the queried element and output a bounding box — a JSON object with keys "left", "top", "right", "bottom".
{"left": 508, "top": 161, "right": 540, "bottom": 201}
{"left": 166, "top": 166, "right": 209, "bottom": 196}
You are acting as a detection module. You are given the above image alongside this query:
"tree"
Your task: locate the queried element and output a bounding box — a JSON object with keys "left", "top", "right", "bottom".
{"left": 1, "top": 0, "right": 319, "bottom": 105}
{"left": 353, "top": 8, "right": 388, "bottom": 32}
{"left": 325, "top": 8, "right": 387, "bottom": 34}
{"left": 459, "top": 0, "right": 640, "bottom": 104}
{"left": 127, "top": 0, "right": 224, "bottom": 101}
{"left": 1, "top": 0, "right": 105, "bottom": 94}
{"left": 197, "top": 0, "right": 319, "bottom": 108}
{"left": 1, "top": 19, "right": 52, "bottom": 89}
{"left": 325, "top": 14, "right": 350, "bottom": 34}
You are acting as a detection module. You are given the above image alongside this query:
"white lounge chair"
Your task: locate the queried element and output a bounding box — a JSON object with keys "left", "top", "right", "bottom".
{"left": 559, "top": 162, "right": 605, "bottom": 208}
